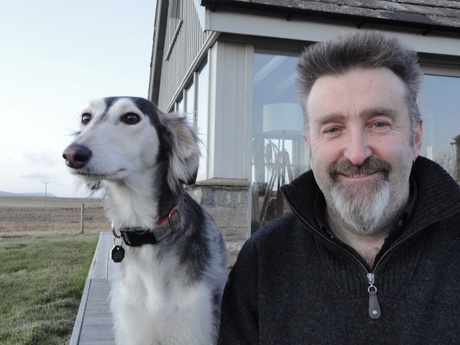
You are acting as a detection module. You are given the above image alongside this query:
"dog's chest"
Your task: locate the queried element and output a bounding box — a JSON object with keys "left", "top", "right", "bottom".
{"left": 111, "top": 249, "right": 214, "bottom": 343}
{"left": 115, "top": 246, "right": 188, "bottom": 303}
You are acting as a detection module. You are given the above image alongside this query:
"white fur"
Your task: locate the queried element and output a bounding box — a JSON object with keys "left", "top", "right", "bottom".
{"left": 64, "top": 97, "right": 228, "bottom": 345}
{"left": 110, "top": 247, "right": 216, "bottom": 344}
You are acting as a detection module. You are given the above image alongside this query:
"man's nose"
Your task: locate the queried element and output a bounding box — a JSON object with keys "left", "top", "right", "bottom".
{"left": 343, "top": 130, "right": 372, "bottom": 166}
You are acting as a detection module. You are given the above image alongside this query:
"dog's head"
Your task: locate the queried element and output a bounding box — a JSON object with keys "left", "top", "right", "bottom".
{"left": 63, "top": 97, "right": 200, "bottom": 192}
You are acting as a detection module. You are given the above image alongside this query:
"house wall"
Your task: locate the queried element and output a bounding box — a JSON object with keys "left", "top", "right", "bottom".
{"left": 157, "top": 0, "right": 210, "bottom": 112}
{"left": 153, "top": 1, "right": 254, "bottom": 252}
{"left": 208, "top": 41, "right": 254, "bottom": 181}
{"left": 205, "top": 41, "right": 255, "bottom": 248}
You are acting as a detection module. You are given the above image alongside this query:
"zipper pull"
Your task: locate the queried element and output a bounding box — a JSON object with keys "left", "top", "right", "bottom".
{"left": 367, "top": 273, "right": 381, "bottom": 319}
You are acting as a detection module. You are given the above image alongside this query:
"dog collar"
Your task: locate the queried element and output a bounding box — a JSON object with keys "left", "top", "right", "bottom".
{"left": 113, "top": 198, "right": 183, "bottom": 247}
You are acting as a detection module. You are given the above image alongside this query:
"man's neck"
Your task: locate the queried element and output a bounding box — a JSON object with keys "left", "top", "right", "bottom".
{"left": 326, "top": 209, "right": 392, "bottom": 268}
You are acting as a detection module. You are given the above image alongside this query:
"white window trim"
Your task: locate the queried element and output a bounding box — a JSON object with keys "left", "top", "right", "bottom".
{"left": 165, "top": 19, "right": 183, "bottom": 61}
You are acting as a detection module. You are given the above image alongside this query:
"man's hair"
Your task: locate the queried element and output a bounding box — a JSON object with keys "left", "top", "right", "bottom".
{"left": 297, "top": 31, "right": 422, "bottom": 145}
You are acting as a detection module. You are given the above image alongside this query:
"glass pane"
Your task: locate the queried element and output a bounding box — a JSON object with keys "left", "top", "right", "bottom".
{"left": 197, "top": 63, "right": 209, "bottom": 181}
{"left": 185, "top": 81, "right": 195, "bottom": 124}
{"left": 252, "top": 52, "right": 309, "bottom": 232}
{"left": 421, "top": 75, "right": 460, "bottom": 181}
{"left": 176, "top": 96, "right": 184, "bottom": 113}
{"left": 167, "top": 0, "right": 182, "bottom": 47}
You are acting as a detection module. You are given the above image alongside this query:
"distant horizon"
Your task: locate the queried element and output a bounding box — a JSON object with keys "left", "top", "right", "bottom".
{"left": 0, "top": 190, "right": 103, "bottom": 199}
{"left": 0, "top": 191, "right": 56, "bottom": 198}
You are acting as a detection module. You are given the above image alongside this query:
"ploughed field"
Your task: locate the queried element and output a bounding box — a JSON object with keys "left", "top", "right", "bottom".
{"left": 0, "top": 196, "right": 108, "bottom": 235}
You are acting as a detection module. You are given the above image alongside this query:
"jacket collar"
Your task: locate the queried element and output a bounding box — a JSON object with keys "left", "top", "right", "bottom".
{"left": 282, "top": 156, "right": 460, "bottom": 239}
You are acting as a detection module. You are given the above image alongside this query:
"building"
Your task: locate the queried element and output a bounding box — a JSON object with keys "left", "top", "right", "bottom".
{"left": 148, "top": 0, "right": 460, "bottom": 257}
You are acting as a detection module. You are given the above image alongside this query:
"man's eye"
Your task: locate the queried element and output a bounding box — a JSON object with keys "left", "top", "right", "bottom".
{"left": 121, "top": 113, "right": 141, "bottom": 125}
{"left": 324, "top": 127, "right": 340, "bottom": 135}
{"left": 372, "top": 122, "right": 390, "bottom": 129}
{"left": 81, "top": 113, "right": 92, "bottom": 125}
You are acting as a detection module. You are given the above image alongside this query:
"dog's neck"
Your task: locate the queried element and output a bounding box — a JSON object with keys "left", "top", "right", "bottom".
{"left": 104, "top": 172, "right": 180, "bottom": 229}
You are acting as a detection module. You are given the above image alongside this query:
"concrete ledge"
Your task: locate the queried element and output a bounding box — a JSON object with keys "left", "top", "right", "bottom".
{"left": 69, "top": 232, "right": 115, "bottom": 345}
{"left": 195, "top": 178, "right": 250, "bottom": 187}
{"left": 69, "top": 271, "right": 92, "bottom": 345}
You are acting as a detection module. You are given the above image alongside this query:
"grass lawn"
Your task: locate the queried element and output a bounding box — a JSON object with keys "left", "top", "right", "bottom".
{"left": 0, "top": 233, "right": 98, "bottom": 345}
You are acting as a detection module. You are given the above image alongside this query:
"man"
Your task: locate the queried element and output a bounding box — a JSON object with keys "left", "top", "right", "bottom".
{"left": 218, "top": 31, "right": 460, "bottom": 344}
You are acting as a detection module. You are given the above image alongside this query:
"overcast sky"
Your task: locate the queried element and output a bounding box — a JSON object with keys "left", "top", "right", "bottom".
{"left": 0, "top": 0, "right": 156, "bottom": 197}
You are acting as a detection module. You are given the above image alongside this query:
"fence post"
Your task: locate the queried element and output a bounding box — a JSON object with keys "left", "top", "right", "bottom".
{"left": 80, "top": 203, "right": 85, "bottom": 234}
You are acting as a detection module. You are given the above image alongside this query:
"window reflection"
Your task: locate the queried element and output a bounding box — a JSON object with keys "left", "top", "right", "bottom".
{"left": 197, "top": 63, "right": 209, "bottom": 181}
{"left": 171, "top": 63, "right": 208, "bottom": 181}
{"left": 252, "top": 52, "right": 308, "bottom": 232}
{"left": 422, "top": 75, "right": 460, "bottom": 181}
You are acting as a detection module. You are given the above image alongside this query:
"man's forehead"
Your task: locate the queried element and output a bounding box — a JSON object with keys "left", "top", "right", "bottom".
{"left": 306, "top": 69, "right": 408, "bottom": 121}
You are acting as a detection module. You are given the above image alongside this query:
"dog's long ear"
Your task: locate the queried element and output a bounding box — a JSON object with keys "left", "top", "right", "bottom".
{"left": 160, "top": 113, "right": 200, "bottom": 189}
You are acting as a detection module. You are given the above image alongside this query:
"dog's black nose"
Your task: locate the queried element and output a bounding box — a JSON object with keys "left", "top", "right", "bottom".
{"left": 62, "top": 144, "right": 92, "bottom": 169}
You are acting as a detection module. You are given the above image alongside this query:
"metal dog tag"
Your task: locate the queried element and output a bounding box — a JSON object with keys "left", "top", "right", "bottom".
{"left": 111, "top": 245, "right": 125, "bottom": 263}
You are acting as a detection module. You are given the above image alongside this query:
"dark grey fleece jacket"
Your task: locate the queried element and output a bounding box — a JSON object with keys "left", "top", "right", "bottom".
{"left": 218, "top": 156, "right": 460, "bottom": 344}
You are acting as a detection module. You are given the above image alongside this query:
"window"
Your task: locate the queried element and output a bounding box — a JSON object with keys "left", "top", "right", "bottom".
{"left": 252, "top": 51, "right": 308, "bottom": 232}
{"left": 165, "top": 0, "right": 183, "bottom": 60}
{"left": 421, "top": 74, "right": 460, "bottom": 181}
{"left": 172, "top": 61, "right": 209, "bottom": 181}
{"left": 185, "top": 81, "right": 196, "bottom": 125}
{"left": 197, "top": 62, "right": 209, "bottom": 181}
{"left": 176, "top": 96, "right": 184, "bottom": 113}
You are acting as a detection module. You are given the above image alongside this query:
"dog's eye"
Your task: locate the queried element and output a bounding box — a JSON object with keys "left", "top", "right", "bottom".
{"left": 81, "top": 113, "right": 92, "bottom": 125}
{"left": 121, "top": 113, "right": 141, "bottom": 125}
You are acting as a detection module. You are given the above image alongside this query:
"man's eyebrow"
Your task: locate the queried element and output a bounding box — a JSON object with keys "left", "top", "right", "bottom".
{"left": 314, "top": 113, "right": 346, "bottom": 127}
{"left": 360, "top": 107, "right": 398, "bottom": 120}
{"left": 314, "top": 107, "right": 399, "bottom": 125}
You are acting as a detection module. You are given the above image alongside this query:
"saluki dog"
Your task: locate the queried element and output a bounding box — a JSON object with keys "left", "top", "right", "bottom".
{"left": 63, "top": 97, "right": 228, "bottom": 345}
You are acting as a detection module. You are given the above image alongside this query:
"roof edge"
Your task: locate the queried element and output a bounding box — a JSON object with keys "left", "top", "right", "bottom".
{"left": 200, "top": 0, "right": 460, "bottom": 36}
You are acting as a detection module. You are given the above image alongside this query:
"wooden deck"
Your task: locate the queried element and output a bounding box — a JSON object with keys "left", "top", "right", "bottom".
{"left": 70, "top": 232, "right": 115, "bottom": 345}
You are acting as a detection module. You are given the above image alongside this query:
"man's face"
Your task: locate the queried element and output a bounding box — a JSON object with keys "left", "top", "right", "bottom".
{"left": 305, "top": 68, "right": 422, "bottom": 234}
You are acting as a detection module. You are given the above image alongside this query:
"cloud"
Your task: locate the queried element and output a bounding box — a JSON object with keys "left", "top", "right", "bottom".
{"left": 23, "top": 150, "right": 60, "bottom": 166}
{"left": 22, "top": 173, "right": 57, "bottom": 183}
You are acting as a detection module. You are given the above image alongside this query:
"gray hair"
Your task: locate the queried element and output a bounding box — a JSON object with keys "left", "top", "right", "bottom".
{"left": 297, "top": 31, "right": 422, "bottom": 145}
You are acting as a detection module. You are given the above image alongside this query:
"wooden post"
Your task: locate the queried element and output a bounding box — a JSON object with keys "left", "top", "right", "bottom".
{"left": 80, "top": 203, "right": 85, "bottom": 234}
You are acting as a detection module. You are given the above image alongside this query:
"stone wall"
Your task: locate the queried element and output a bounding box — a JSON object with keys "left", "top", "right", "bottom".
{"left": 187, "top": 178, "right": 250, "bottom": 266}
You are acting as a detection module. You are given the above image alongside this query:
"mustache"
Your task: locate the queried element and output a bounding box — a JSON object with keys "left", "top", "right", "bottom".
{"left": 330, "top": 157, "right": 391, "bottom": 180}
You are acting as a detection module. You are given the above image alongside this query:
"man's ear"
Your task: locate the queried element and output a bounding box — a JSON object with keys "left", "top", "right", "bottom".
{"left": 303, "top": 132, "right": 313, "bottom": 162}
{"left": 413, "top": 120, "right": 423, "bottom": 160}
{"left": 303, "top": 133, "right": 308, "bottom": 145}
{"left": 303, "top": 133, "right": 310, "bottom": 150}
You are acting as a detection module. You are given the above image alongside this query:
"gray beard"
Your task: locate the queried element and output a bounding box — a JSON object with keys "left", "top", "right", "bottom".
{"left": 330, "top": 177, "right": 390, "bottom": 235}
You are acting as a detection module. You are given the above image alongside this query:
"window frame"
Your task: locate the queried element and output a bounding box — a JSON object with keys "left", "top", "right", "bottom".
{"left": 165, "top": 0, "right": 183, "bottom": 61}
{"left": 419, "top": 63, "right": 460, "bottom": 180}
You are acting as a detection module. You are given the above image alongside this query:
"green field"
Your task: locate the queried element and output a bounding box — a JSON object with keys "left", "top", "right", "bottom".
{"left": 0, "top": 196, "right": 104, "bottom": 344}
{"left": 0, "top": 233, "right": 98, "bottom": 345}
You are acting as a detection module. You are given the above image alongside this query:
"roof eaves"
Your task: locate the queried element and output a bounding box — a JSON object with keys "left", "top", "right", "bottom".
{"left": 200, "top": 0, "right": 460, "bottom": 35}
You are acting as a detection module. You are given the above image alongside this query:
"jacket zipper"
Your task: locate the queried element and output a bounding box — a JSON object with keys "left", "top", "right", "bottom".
{"left": 367, "top": 273, "right": 381, "bottom": 319}
{"left": 282, "top": 195, "right": 379, "bottom": 319}
{"left": 281, "top": 189, "right": 432, "bottom": 320}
